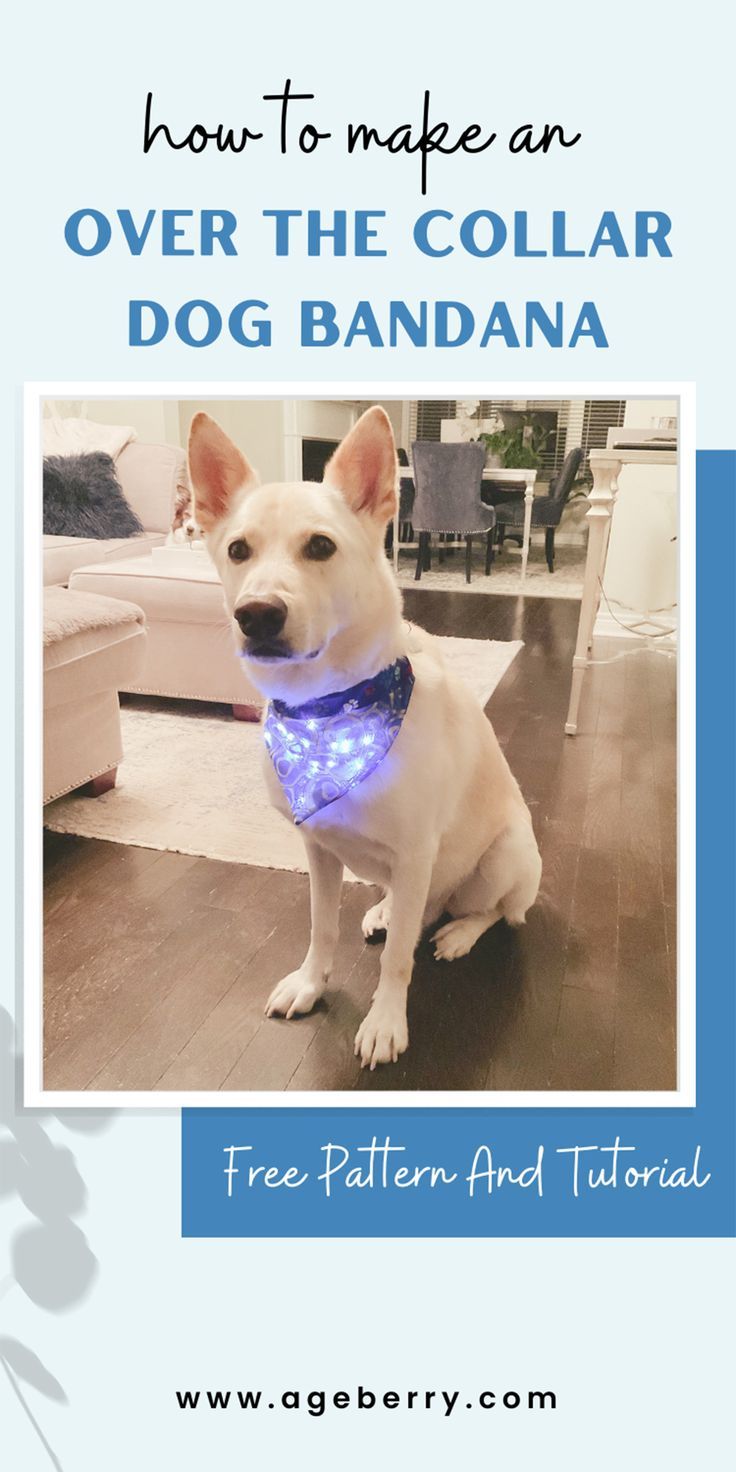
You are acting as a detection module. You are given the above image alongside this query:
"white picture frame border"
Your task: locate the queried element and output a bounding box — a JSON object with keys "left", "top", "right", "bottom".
{"left": 23, "top": 379, "right": 695, "bottom": 1110}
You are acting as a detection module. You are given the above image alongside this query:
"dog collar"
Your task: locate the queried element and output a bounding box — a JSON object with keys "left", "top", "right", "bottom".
{"left": 263, "top": 656, "right": 415, "bottom": 824}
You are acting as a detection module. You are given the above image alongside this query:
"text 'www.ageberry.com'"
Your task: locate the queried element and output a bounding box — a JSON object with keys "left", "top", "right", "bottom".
{"left": 175, "top": 1386, "right": 557, "bottom": 1417}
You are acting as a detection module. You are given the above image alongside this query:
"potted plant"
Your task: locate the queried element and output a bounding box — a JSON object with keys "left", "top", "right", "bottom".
{"left": 454, "top": 400, "right": 504, "bottom": 453}
{"left": 479, "top": 414, "right": 552, "bottom": 470}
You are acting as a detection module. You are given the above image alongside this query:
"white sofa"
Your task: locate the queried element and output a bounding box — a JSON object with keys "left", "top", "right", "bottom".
{"left": 69, "top": 552, "right": 261, "bottom": 717}
{"left": 45, "top": 438, "right": 261, "bottom": 715}
{"left": 44, "top": 587, "right": 147, "bottom": 803}
{"left": 43, "top": 441, "right": 186, "bottom": 586}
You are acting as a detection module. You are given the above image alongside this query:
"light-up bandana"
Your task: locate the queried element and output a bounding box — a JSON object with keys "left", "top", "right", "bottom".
{"left": 263, "top": 656, "right": 415, "bottom": 824}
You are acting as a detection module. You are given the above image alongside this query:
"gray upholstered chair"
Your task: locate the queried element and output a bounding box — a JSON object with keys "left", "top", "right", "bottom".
{"left": 411, "top": 441, "right": 496, "bottom": 584}
{"left": 494, "top": 446, "right": 584, "bottom": 572}
{"left": 397, "top": 446, "right": 415, "bottom": 529}
{"left": 387, "top": 447, "right": 415, "bottom": 553}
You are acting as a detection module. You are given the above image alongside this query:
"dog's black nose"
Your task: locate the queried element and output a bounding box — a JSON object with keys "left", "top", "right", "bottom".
{"left": 235, "top": 597, "right": 288, "bottom": 642}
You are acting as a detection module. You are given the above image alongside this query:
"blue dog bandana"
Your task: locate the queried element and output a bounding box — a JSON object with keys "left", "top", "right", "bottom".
{"left": 263, "top": 656, "right": 415, "bottom": 824}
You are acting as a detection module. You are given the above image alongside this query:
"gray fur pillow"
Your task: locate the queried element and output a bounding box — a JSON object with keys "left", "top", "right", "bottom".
{"left": 43, "top": 452, "right": 144, "bottom": 539}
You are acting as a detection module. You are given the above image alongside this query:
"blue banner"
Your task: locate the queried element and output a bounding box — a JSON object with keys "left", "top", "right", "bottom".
{"left": 182, "top": 453, "right": 735, "bottom": 1239}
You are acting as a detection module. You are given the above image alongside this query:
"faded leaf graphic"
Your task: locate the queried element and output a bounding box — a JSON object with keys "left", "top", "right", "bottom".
{"left": 12, "top": 1221, "right": 97, "bottom": 1311}
{"left": 16, "top": 1143, "right": 87, "bottom": 1221}
{"left": 0, "top": 1337, "right": 67, "bottom": 1402}
{"left": 1, "top": 1003, "right": 116, "bottom": 1469}
{"left": 0, "top": 1138, "right": 20, "bottom": 1197}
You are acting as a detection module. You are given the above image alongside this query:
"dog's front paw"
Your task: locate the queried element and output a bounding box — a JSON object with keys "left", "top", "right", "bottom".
{"left": 265, "top": 969, "right": 324, "bottom": 1020}
{"left": 354, "top": 1000, "right": 408, "bottom": 1069}
{"left": 361, "top": 897, "right": 391, "bottom": 942}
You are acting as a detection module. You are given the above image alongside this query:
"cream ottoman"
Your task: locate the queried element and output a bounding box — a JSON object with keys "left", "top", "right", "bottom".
{"left": 68, "top": 551, "right": 261, "bottom": 719}
{"left": 44, "top": 587, "right": 147, "bottom": 803}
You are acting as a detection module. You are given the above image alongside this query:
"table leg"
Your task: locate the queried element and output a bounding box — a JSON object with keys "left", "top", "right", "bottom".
{"left": 590, "top": 514, "right": 615, "bottom": 648}
{"left": 521, "top": 482, "right": 534, "bottom": 583}
{"left": 393, "top": 501, "right": 399, "bottom": 574}
{"left": 564, "top": 456, "right": 621, "bottom": 735}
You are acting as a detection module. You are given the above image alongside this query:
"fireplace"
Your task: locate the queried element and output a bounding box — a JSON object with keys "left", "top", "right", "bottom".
{"left": 302, "top": 437, "right": 340, "bottom": 482}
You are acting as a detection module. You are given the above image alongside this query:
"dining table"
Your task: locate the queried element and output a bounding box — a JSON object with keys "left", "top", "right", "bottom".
{"left": 395, "top": 466, "right": 538, "bottom": 580}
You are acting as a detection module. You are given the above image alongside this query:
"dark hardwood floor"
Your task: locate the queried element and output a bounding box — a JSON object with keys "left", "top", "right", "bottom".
{"left": 43, "top": 591, "right": 677, "bottom": 1094}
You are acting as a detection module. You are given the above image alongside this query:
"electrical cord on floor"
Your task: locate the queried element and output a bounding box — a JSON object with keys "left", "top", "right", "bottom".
{"left": 583, "top": 578, "right": 677, "bottom": 666}
{"left": 597, "top": 577, "right": 677, "bottom": 638}
{"left": 585, "top": 644, "right": 676, "bottom": 666}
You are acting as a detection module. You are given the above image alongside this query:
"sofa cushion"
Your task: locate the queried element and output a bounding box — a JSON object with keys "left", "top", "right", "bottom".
{"left": 44, "top": 589, "right": 147, "bottom": 747}
{"left": 42, "top": 415, "right": 137, "bottom": 460}
{"left": 116, "top": 441, "right": 187, "bottom": 533}
{"left": 44, "top": 583, "right": 145, "bottom": 658}
{"left": 43, "top": 531, "right": 166, "bottom": 586}
{"left": 44, "top": 451, "right": 145, "bottom": 541}
{"left": 44, "top": 586, "right": 146, "bottom": 711}
{"left": 68, "top": 554, "right": 230, "bottom": 625}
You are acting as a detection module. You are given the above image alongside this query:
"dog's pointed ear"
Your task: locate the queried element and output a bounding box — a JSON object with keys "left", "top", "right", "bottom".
{"left": 324, "top": 407, "right": 398, "bottom": 525}
{"left": 188, "top": 413, "right": 259, "bottom": 532}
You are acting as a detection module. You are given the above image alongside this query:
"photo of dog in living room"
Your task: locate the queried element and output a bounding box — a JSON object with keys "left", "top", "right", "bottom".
{"left": 34, "top": 390, "right": 684, "bottom": 1100}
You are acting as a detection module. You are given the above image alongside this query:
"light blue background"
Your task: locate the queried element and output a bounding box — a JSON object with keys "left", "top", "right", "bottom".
{"left": 2, "top": 0, "right": 734, "bottom": 427}
{"left": 2, "top": 2, "right": 735, "bottom": 1467}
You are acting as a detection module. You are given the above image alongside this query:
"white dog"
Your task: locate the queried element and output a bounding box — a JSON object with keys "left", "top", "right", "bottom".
{"left": 188, "top": 407, "right": 542, "bottom": 1068}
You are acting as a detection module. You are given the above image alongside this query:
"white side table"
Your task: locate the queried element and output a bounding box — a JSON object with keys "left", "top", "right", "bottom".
{"left": 565, "top": 447, "right": 677, "bottom": 735}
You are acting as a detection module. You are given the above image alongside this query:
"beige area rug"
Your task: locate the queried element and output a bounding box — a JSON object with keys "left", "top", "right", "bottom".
{"left": 396, "top": 540, "right": 585, "bottom": 598}
{"left": 44, "top": 636, "right": 522, "bottom": 872}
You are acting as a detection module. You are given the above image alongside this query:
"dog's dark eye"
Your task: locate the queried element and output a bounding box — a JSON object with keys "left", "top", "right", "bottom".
{"left": 304, "top": 534, "right": 337, "bottom": 561}
{"left": 228, "top": 538, "right": 251, "bottom": 563}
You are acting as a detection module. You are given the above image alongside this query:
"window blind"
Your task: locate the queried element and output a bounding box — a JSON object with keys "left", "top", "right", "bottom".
{"left": 408, "top": 401, "right": 456, "bottom": 442}
{"left": 407, "top": 398, "right": 626, "bottom": 481}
